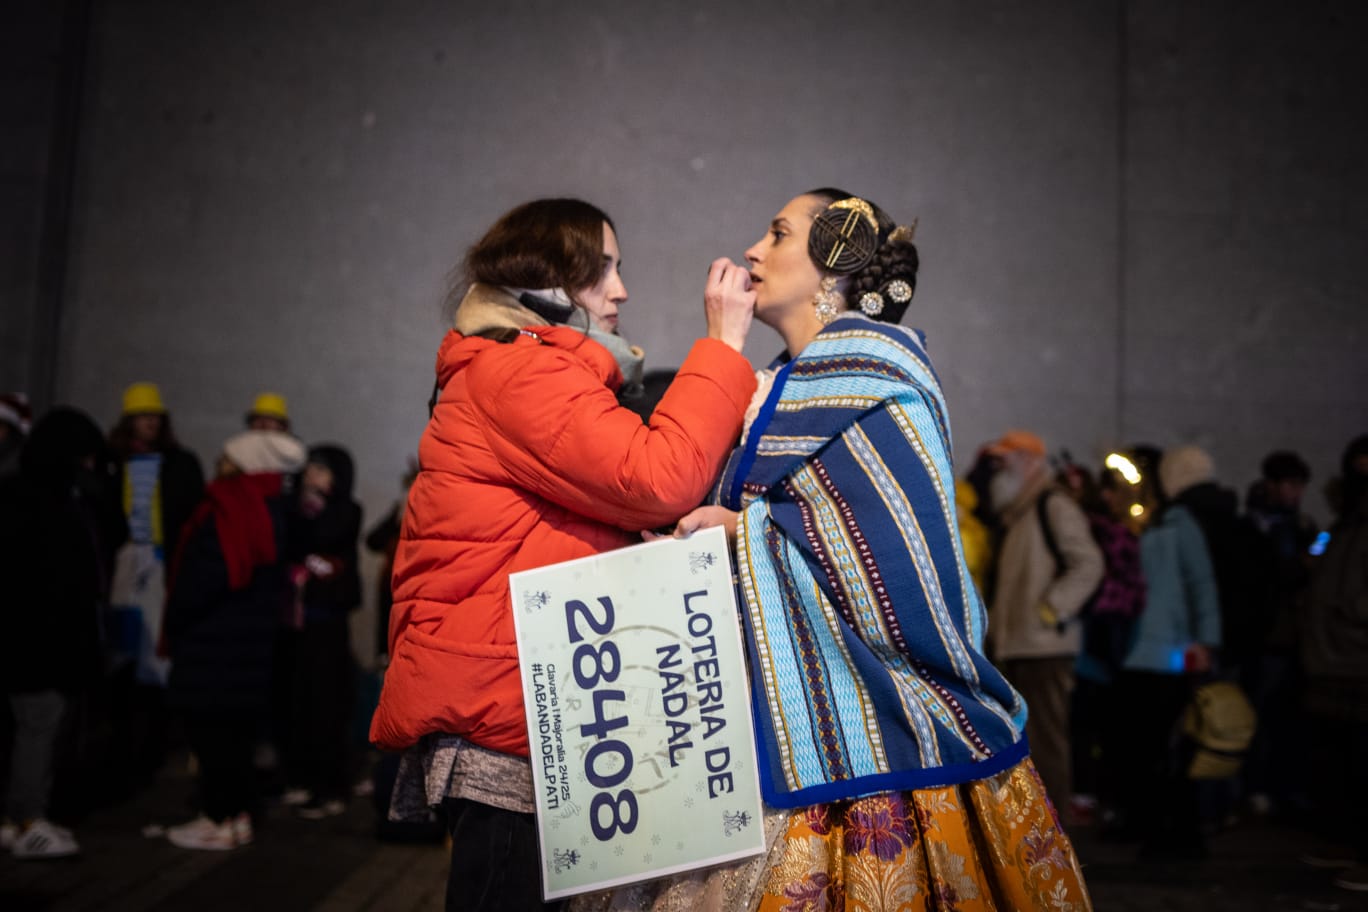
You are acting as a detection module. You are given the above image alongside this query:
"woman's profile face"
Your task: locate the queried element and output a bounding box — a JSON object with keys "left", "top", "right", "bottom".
{"left": 744, "top": 195, "right": 828, "bottom": 326}
{"left": 576, "top": 222, "right": 628, "bottom": 333}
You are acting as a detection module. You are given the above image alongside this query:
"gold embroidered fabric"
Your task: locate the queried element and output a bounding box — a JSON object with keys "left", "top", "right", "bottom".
{"left": 567, "top": 758, "right": 1091, "bottom": 911}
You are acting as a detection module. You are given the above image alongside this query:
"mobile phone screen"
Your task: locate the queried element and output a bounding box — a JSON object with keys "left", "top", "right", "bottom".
{"left": 1308, "top": 531, "right": 1330, "bottom": 557}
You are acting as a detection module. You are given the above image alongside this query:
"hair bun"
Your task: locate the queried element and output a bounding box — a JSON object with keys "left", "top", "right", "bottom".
{"left": 808, "top": 198, "right": 880, "bottom": 275}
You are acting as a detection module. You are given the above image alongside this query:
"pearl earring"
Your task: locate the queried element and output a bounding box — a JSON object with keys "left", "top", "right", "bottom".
{"left": 813, "top": 276, "right": 843, "bottom": 325}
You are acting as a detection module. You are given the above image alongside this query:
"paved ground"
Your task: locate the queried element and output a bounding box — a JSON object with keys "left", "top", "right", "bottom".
{"left": 2, "top": 758, "right": 1366, "bottom": 911}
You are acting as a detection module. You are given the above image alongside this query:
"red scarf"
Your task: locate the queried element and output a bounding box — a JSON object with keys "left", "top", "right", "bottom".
{"left": 173, "top": 472, "right": 285, "bottom": 591}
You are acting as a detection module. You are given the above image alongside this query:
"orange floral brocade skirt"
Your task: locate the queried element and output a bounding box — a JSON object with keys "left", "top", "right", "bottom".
{"left": 754, "top": 759, "right": 1091, "bottom": 911}
{"left": 570, "top": 758, "right": 1092, "bottom": 912}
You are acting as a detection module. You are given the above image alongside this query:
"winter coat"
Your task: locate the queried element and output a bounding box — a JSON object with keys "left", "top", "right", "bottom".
{"left": 1174, "top": 481, "right": 1266, "bottom": 670}
{"left": 370, "top": 284, "right": 756, "bottom": 756}
{"left": 988, "top": 477, "right": 1105, "bottom": 661}
{"left": 0, "top": 408, "right": 127, "bottom": 693}
{"left": 1300, "top": 487, "right": 1368, "bottom": 699}
{"left": 1123, "top": 503, "right": 1222, "bottom": 674}
{"left": 287, "top": 444, "right": 362, "bottom": 622}
{"left": 164, "top": 473, "right": 291, "bottom": 713}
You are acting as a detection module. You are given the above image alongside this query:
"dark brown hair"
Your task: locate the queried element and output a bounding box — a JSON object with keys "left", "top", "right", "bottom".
{"left": 805, "top": 187, "right": 919, "bottom": 324}
{"left": 462, "top": 198, "right": 615, "bottom": 301}
{"left": 108, "top": 412, "right": 178, "bottom": 460}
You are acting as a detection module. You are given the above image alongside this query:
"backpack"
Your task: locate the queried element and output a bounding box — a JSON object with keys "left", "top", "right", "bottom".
{"left": 1038, "top": 490, "right": 1144, "bottom": 621}
{"left": 1180, "top": 680, "right": 1258, "bottom": 779}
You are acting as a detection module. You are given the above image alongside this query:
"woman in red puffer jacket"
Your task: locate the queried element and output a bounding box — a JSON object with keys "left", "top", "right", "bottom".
{"left": 370, "top": 198, "right": 756, "bottom": 910}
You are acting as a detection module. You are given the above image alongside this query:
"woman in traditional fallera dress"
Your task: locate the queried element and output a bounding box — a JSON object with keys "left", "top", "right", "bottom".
{"left": 574, "top": 191, "right": 1092, "bottom": 911}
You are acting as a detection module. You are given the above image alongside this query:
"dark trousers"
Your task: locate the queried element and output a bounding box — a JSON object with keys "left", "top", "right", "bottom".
{"left": 186, "top": 713, "right": 257, "bottom": 822}
{"left": 1307, "top": 714, "right": 1368, "bottom": 861}
{"left": 1002, "top": 656, "right": 1075, "bottom": 809}
{"left": 443, "top": 799, "right": 562, "bottom": 911}
{"left": 1071, "top": 676, "right": 1117, "bottom": 802}
{"left": 106, "top": 668, "right": 171, "bottom": 796}
{"left": 288, "top": 617, "right": 354, "bottom": 801}
{"left": 1115, "top": 670, "right": 1204, "bottom": 853}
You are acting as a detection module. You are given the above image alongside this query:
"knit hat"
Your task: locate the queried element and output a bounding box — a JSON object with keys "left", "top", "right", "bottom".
{"left": 985, "top": 429, "right": 1046, "bottom": 459}
{"left": 0, "top": 393, "right": 32, "bottom": 434}
{"left": 222, "top": 430, "right": 307, "bottom": 475}
{"left": 247, "top": 392, "right": 290, "bottom": 423}
{"left": 1159, "top": 445, "right": 1215, "bottom": 499}
{"left": 122, "top": 382, "right": 166, "bottom": 416}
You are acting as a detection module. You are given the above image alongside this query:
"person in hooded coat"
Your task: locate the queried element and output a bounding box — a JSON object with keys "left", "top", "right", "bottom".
{"left": 1299, "top": 434, "right": 1368, "bottom": 892}
{"left": 162, "top": 429, "right": 306, "bottom": 851}
{"left": 1, "top": 407, "right": 126, "bottom": 858}
{"left": 281, "top": 444, "right": 363, "bottom": 819}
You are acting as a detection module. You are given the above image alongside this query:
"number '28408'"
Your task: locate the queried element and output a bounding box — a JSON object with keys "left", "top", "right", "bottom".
{"left": 565, "top": 597, "right": 638, "bottom": 842}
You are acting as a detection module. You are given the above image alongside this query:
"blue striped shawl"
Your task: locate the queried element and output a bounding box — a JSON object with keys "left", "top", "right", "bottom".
{"left": 714, "top": 315, "right": 1027, "bottom": 808}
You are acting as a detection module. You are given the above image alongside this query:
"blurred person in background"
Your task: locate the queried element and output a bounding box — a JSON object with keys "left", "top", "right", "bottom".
{"left": 0, "top": 393, "right": 32, "bottom": 479}
{"left": 1162, "top": 446, "right": 1264, "bottom": 683}
{"left": 162, "top": 430, "right": 305, "bottom": 851}
{"left": 279, "top": 444, "right": 362, "bottom": 820}
{"left": 1112, "top": 444, "right": 1222, "bottom": 860}
{"left": 1298, "top": 434, "right": 1368, "bottom": 892}
{"left": 1065, "top": 461, "right": 1147, "bottom": 827}
{"left": 1, "top": 407, "right": 126, "bottom": 859}
{"left": 363, "top": 460, "right": 418, "bottom": 662}
{"left": 105, "top": 382, "right": 205, "bottom": 795}
{"left": 244, "top": 392, "right": 291, "bottom": 434}
{"left": 1241, "top": 450, "right": 1317, "bottom": 819}
{"left": 983, "top": 429, "right": 1104, "bottom": 812}
{"left": 955, "top": 477, "right": 992, "bottom": 597}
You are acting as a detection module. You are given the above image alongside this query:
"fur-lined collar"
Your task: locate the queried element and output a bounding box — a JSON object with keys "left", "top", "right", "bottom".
{"left": 451, "top": 282, "right": 551, "bottom": 336}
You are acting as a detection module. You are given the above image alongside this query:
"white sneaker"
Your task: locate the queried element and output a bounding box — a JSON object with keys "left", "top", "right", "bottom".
{"left": 231, "top": 812, "right": 254, "bottom": 846}
{"left": 166, "top": 815, "right": 237, "bottom": 851}
{"left": 298, "top": 798, "right": 346, "bottom": 820}
{"left": 279, "top": 788, "right": 312, "bottom": 807}
{"left": 11, "top": 819, "right": 80, "bottom": 859}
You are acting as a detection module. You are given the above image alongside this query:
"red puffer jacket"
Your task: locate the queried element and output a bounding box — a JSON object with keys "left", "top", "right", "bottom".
{"left": 370, "top": 323, "right": 755, "bottom": 755}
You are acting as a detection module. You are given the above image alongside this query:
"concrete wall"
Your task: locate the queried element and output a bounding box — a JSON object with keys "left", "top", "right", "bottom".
{"left": 7, "top": 0, "right": 1363, "bottom": 661}
{"left": 1, "top": 0, "right": 81, "bottom": 399}
{"left": 1121, "top": 0, "right": 1368, "bottom": 510}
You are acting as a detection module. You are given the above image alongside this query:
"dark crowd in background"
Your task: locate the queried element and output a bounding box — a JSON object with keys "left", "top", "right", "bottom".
{"left": 0, "top": 385, "right": 1365, "bottom": 891}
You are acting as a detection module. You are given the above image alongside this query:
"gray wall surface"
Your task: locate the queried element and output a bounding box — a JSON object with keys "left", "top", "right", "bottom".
{"left": 1, "top": 1, "right": 81, "bottom": 399}
{"left": 1121, "top": 1, "right": 1368, "bottom": 503}
{"left": 7, "top": 0, "right": 1364, "bottom": 661}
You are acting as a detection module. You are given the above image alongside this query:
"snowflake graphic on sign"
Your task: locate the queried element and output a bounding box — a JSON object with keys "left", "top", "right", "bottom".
{"left": 723, "top": 811, "right": 753, "bottom": 836}
{"left": 689, "top": 551, "right": 717, "bottom": 574}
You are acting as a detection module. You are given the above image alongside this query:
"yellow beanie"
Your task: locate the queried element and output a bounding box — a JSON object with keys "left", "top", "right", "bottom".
{"left": 122, "top": 382, "right": 166, "bottom": 416}
{"left": 248, "top": 392, "right": 289, "bottom": 421}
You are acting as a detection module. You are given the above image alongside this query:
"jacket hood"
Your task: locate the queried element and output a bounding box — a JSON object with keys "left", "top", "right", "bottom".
{"left": 998, "top": 467, "right": 1054, "bottom": 525}
{"left": 1175, "top": 480, "right": 1238, "bottom": 518}
{"left": 307, "top": 443, "right": 356, "bottom": 500}
{"left": 22, "top": 407, "right": 107, "bottom": 489}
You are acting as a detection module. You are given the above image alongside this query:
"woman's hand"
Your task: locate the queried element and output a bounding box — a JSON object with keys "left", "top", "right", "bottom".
{"left": 643, "top": 506, "right": 740, "bottom": 547}
{"left": 704, "top": 257, "right": 756, "bottom": 353}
